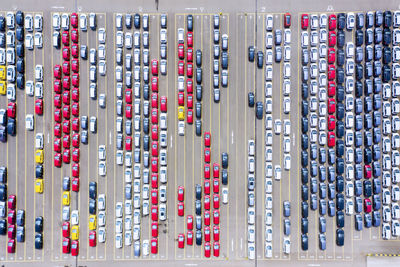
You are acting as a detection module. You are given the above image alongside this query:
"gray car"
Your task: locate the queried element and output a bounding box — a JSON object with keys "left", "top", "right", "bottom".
{"left": 125, "top": 184, "right": 132, "bottom": 200}
{"left": 284, "top": 219, "right": 291, "bottom": 235}
{"left": 319, "top": 216, "right": 326, "bottom": 233}
{"left": 319, "top": 234, "right": 326, "bottom": 250}
{"left": 283, "top": 201, "right": 290, "bottom": 217}
{"left": 214, "top": 88, "right": 220, "bottom": 102}
{"left": 134, "top": 240, "right": 140, "bottom": 257}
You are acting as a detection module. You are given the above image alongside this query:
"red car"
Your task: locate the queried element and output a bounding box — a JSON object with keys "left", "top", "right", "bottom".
{"left": 151, "top": 108, "right": 158, "bottom": 124}
{"left": 63, "top": 135, "right": 70, "bottom": 149}
{"left": 54, "top": 123, "right": 61, "bottom": 137}
{"left": 62, "top": 91, "right": 70, "bottom": 104}
{"left": 151, "top": 222, "right": 158, "bottom": 237}
{"left": 7, "top": 195, "right": 16, "bottom": 209}
{"left": 178, "top": 44, "right": 185, "bottom": 60}
{"left": 54, "top": 109, "right": 62, "bottom": 123}
{"left": 62, "top": 222, "right": 70, "bottom": 238}
{"left": 54, "top": 79, "right": 62, "bottom": 93}
{"left": 178, "top": 233, "right": 185, "bottom": 248}
{"left": 72, "top": 148, "right": 80, "bottom": 162}
{"left": 72, "top": 73, "right": 79, "bottom": 87}
{"left": 328, "top": 115, "right": 336, "bottom": 131}
{"left": 151, "top": 238, "right": 158, "bottom": 254}
{"left": 364, "top": 165, "right": 372, "bottom": 179}
{"left": 62, "top": 31, "right": 69, "bottom": 46}
{"left": 62, "top": 61, "right": 70, "bottom": 75}
{"left": 204, "top": 132, "right": 211, "bottom": 147}
{"left": 204, "top": 242, "right": 211, "bottom": 258}
{"left": 151, "top": 141, "right": 158, "bottom": 157}
{"left": 213, "top": 225, "right": 220, "bottom": 241}
{"left": 204, "top": 195, "right": 211, "bottom": 210}
{"left": 125, "top": 104, "right": 132, "bottom": 119}
{"left": 54, "top": 93, "right": 62, "bottom": 108}
{"left": 328, "top": 65, "right": 336, "bottom": 80}
{"left": 204, "top": 148, "right": 211, "bottom": 163}
{"left": 71, "top": 88, "right": 79, "bottom": 102}
{"left": 178, "top": 186, "right": 184, "bottom": 202}
{"left": 187, "top": 94, "right": 193, "bottom": 109}
{"left": 204, "top": 180, "right": 210, "bottom": 195}
{"left": 364, "top": 198, "right": 372, "bottom": 213}
{"left": 178, "top": 61, "right": 185, "bottom": 76}
{"left": 62, "top": 105, "right": 70, "bottom": 119}
{"left": 151, "top": 125, "right": 158, "bottom": 141}
{"left": 328, "top": 48, "right": 336, "bottom": 63}
{"left": 187, "top": 215, "right": 193, "bottom": 230}
{"left": 8, "top": 224, "right": 15, "bottom": 239}
{"left": 213, "top": 178, "right": 220, "bottom": 193}
{"left": 178, "top": 202, "right": 184, "bottom": 216}
{"left": 301, "top": 14, "right": 309, "bottom": 29}
{"left": 186, "top": 63, "right": 193, "bottom": 77}
{"left": 126, "top": 136, "right": 132, "bottom": 151}
{"left": 213, "top": 163, "right": 220, "bottom": 178}
{"left": 71, "top": 44, "right": 79, "bottom": 58}
{"left": 63, "top": 120, "right": 70, "bottom": 134}
{"left": 54, "top": 153, "right": 62, "bottom": 167}
{"left": 71, "top": 13, "right": 78, "bottom": 28}
{"left": 151, "top": 93, "right": 159, "bottom": 108}
{"left": 151, "top": 77, "right": 159, "bottom": 92}
{"left": 71, "top": 28, "right": 79, "bottom": 43}
{"left": 178, "top": 92, "right": 185, "bottom": 106}
{"left": 72, "top": 133, "right": 80, "bottom": 148}
{"left": 72, "top": 117, "right": 80, "bottom": 132}
{"left": 72, "top": 178, "right": 80, "bottom": 192}
{"left": 7, "top": 239, "right": 15, "bottom": 253}
{"left": 71, "top": 240, "right": 79, "bottom": 256}
{"left": 63, "top": 149, "right": 71, "bottom": 163}
{"left": 283, "top": 12, "right": 291, "bottom": 28}
{"left": 62, "top": 238, "right": 71, "bottom": 254}
{"left": 151, "top": 174, "right": 158, "bottom": 189}
{"left": 186, "top": 79, "right": 193, "bottom": 93}
{"left": 89, "top": 231, "right": 96, "bottom": 247}
{"left": 328, "top": 31, "right": 336, "bottom": 47}
{"left": 8, "top": 210, "right": 15, "bottom": 224}
{"left": 328, "top": 132, "right": 335, "bottom": 148}
{"left": 160, "top": 96, "right": 167, "bottom": 113}
{"left": 213, "top": 241, "right": 220, "bottom": 257}
{"left": 62, "top": 47, "right": 70, "bottom": 61}
{"left": 7, "top": 102, "right": 16, "bottom": 118}
{"left": 204, "top": 211, "right": 211, "bottom": 226}
{"left": 71, "top": 59, "right": 79, "bottom": 73}
{"left": 71, "top": 102, "right": 79, "bottom": 117}
{"left": 54, "top": 138, "right": 61, "bottom": 152}
{"left": 187, "top": 32, "right": 193, "bottom": 47}
{"left": 35, "top": 99, "right": 43, "bottom": 115}
{"left": 213, "top": 194, "right": 220, "bottom": 209}
{"left": 72, "top": 163, "right": 79, "bottom": 177}
{"left": 125, "top": 88, "right": 132, "bottom": 103}
{"left": 54, "top": 64, "right": 62, "bottom": 79}
{"left": 204, "top": 226, "right": 211, "bottom": 242}
{"left": 151, "top": 59, "right": 158, "bottom": 75}
{"left": 187, "top": 48, "right": 193, "bottom": 62}
{"left": 328, "top": 81, "right": 336, "bottom": 96}
{"left": 213, "top": 210, "right": 220, "bottom": 225}
{"left": 187, "top": 109, "right": 193, "bottom": 124}
{"left": 63, "top": 76, "right": 70, "bottom": 90}
{"left": 151, "top": 206, "right": 158, "bottom": 221}
{"left": 187, "top": 231, "right": 193, "bottom": 245}
{"left": 151, "top": 189, "right": 158, "bottom": 205}
{"left": 328, "top": 98, "right": 336, "bottom": 114}
{"left": 329, "top": 14, "right": 337, "bottom": 30}
{"left": 204, "top": 164, "right": 210, "bottom": 179}
{"left": 151, "top": 157, "right": 158, "bottom": 173}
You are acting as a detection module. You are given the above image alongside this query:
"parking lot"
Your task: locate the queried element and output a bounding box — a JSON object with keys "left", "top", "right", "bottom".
{"left": 0, "top": 1, "right": 400, "bottom": 267}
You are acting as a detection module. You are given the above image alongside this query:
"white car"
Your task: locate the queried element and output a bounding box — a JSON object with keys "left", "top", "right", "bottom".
{"left": 35, "top": 65, "right": 43, "bottom": 81}
{"left": 382, "top": 223, "right": 391, "bottom": 240}
{"left": 34, "top": 14, "right": 43, "bottom": 31}
{"left": 266, "top": 14, "right": 273, "bottom": 31}
{"left": 274, "top": 119, "right": 282, "bottom": 134}
{"left": 35, "top": 133, "right": 43, "bottom": 149}
{"left": 115, "top": 202, "right": 123, "bottom": 218}
{"left": 284, "top": 154, "right": 291, "bottom": 170}
{"left": 98, "top": 227, "right": 106, "bottom": 243}
{"left": 61, "top": 13, "right": 69, "bottom": 30}
{"left": 98, "top": 28, "right": 106, "bottom": 44}
{"left": 98, "top": 145, "right": 106, "bottom": 160}
{"left": 265, "top": 242, "right": 272, "bottom": 258}
{"left": 115, "top": 233, "right": 123, "bottom": 248}
{"left": 25, "top": 114, "right": 34, "bottom": 131}
{"left": 98, "top": 194, "right": 106, "bottom": 210}
{"left": 71, "top": 210, "right": 79, "bottom": 225}
{"left": 98, "top": 211, "right": 106, "bottom": 226}
{"left": 52, "top": 13, "right": 60, "bottom": 30}
{"left": 274, "top": 165, "right": 281, "bottom": 180}
{"left": 283, "top": 237, "right": 291, "bottom": 254}
{"left": 99, "top": 161, "right": 106, "bottom": 176}
{"left": 346, "top": 12, "right": 355, "bottom": 30}
{"left": 283, "top": 97, "right": 290, "bottom": 114}
{"left": 80, "top": 14, "right": 87, "bottom": 31}
{"left": 222, "top": 188, "right": 228, "bottom": 204}
{"left": 143, "top": 240, "right": 150, "bottom": 256}
{"left": 248, "top": 225, "right": 255, "bottom": 242}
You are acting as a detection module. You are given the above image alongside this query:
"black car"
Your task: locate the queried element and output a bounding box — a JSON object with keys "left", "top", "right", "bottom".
{"left": 187, "top": 15, "right": 193, "bottom": 31}
{"left": 302, "top": 100, "right": 308, "bottom": 116}
{"left": 384, "top": 11, "right": 392, "bottom": 28}
{"left": 221, "top": 51, "right": 228, "bottom": 69}
{"left": 301, "top": 234, "right": 308, "bottom": 251}
{"left": 195, "top": 199, "right": 201, "bottom": 215}
{"left": 195, "top": 120, "right": 201, "bottom": 136}
{"left": 248, "top": 92, "right": 254, "bottom": 107}
{"left": 336, "top": 140, "right": 344, "bottom": 157}
{"left": 89, "top": 181, "right": 97, "bottom": 199}
{"left": 195, "top": 102, "right": 201, "bottom": 119}
{"left": 16, "top": 73, "right": 24, "bottom": 89}
{"left": 301, "top": 134, "right": 308, "bottom": 150}
{"left": 0, "top": 16, "right": 5, "bottom": 32}
{"left": 0, "top": 126, "right": 6, "bottom": 143}
{"left": 301, "top": 117, "right": 308, "bottom": 134}
{"left": 336, "top": 229, "right": 344, "bottom": 246}
{"left": 16, "top": 27, "right": 24, "bottom": 42}
{"left": 355, "top": 30, "right": 363, "bottom": 46}
{"left": 222, "top": 169, "right": 228, "bottom": 185}
{"left": 16, "top": 11, "right": 24, "bottom": 26}
{"left": 35, "top": 165, "right": 43, "bottom": 178}
{"left": 383, "top": 46, "right": 391, "bottom": 64}
{"left": 7, "top": 118, "right": 16, "bottom": 136}
{"left": 143, "top": 118, "right": 149, "bottom": 134}
{"left": 255, "top": 101, "right": 263, "bottom": 119}
{"left": 336, "top": 176, "right": 344, "bottom": 193}
{"left": 356, "top": 13, "right": 364, "bottom": 29}
{"left": 337, "top": 13, "right": 346, "bottom": 30}
{"left": 143, "top": 135, "right": 150, "bottom": 151}
{"left": 196, "top": 230, "right": 202, "bottom": 245}
{"left": 382, "top": 64, "right": 391, "bottom": 82}
{"left": 256, "top": 51, "right": 263, "bottom": 69}
{"left": 301, "top": 201, "right": 308, "bottom": 218}
{"left": 336, "top": 84, "right": 344, "bottom": 102}
{"left": 336, "top": 49, "right": 345, "bottom": 66}
{"left": 372, "top": 211, "right": 381, "bottom": 227}
{"left": 35, "top": 216, "right": 43, "bottom": 233}
{"left": 336, "top": 67, "right": 344, "bottom": 84}
{"left": 196, "top": 68, "right": 202, "bottom": 84}
{"left": 0, "top": 219, "right": 6, "bottom": 235}
{"left": 364, "top": 180, "right": 372, "bottom": 197}
{"left": 337, "top": 30, "right": 345, "bottom": 48}
{"left": 134, "top": 13, "right": 140, "bottom": 29}
{"left": 248, "top": 46, "right": 255, "bottom": 62}
{"left": 0, "top": 166, "right": 6, "bottom": 183}
{"left": 17, "top": 226, "right": 25, "bottom": 242}
{"left": 301, "top": 83, "right": 308, "bottom": 99}
{"left": 301, "top": 185, "right": 308, "bottom": 201}
{"left": 374, "top": 28, "right": 383, "bottom": 44}
{"left": 17, "top": 58, "right": 24, "bottom": 73}
{"left": 0, "top": 184, "right": 6, "bottom": 201}
{"left": 336, "top": 103, "right": 344, "bottom": 120}
{"left": 336, "top": 193, "right": 344, "bottom": 211}
{"left": 196, "top": 85, "right": 202, "bottom": 101}
{"left": 143, "top": 84, "right": 149, "bottom": 100}
{"left": 35, "top": 233, "right": 43, "bottom": 249}
{"left": 355, "top": 81, "right": 363, "bottom": 97}
{"left": 301, "top": 218, "right": 308, "bottom": 234}
{"left": 364, "top": 79, "right": 373, "bottom": 95}
{"left": 0, "top": 33, "right": 5, "bottom": 48}
{"left": 383, "top": 28, "right": 391, "bottom": 46}
{"left": 196, "top": 49, "right": 202, "bottom": 67}
{"left": 221, "top": 152, "right": 228, "bottom": 168}
{"left": 89, "top": 199, "right": 96, "bottom": 215}
{"left": 16, "top": 209, "right": 25, "bottom": 226}
{"left": 301, "top": 168, "right": 308, "bottom": 184}
{"left": 375, "top": 11, "right": 383, "bottom": 27}
{"left": 195, "top": 184, "right": 202, "bottom": 200}
{"left": 301, "top": 151, "right": 308, "bottom": 168}
{"left": 336, "top": 211, "right": 344, "bottom": 227}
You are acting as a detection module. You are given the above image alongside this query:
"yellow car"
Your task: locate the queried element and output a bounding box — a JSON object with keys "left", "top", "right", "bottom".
{"left": 178, "top": 107, "right": 185, "bottom": 121}
{"left": 71, "top": 225, "right": 79, "bottom": 240}
{"left": 35, "top": 179, "right": 43, "bottom": 193}
{"left": 35, "top": 150, "right": 44, "bottom": 164}
{"left": 0, "top": 81, "right": 5, "bottom": 95}
{"left": 62, "top": 191, "right": 70, "bottom": 206}
{"left": 0, "top": 66, "right": 5, "bottom": 80}
{"left": 89, "top": 215, "right": 97, "bottom": 230}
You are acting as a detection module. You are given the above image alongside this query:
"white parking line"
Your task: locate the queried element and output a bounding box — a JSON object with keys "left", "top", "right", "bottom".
{"left": 170, "top": 135, "right": 173, "bottom": 148}
{"left": 292, "top": 133, "right": 295, "bottom": 146}
{"left": 232, "top": 131, "right": 234, "bottom": 144}
{"left": 240, "top": 238, "right": 243, "bottom": 250}
{"left": 47, "top": 133, "right": 50, "bottom": 143}
{"left": 232, "top": 239, "right": 234, "bottom": 252}
{"left": 109, "top": 131, "right": 112, "bottom": 145}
